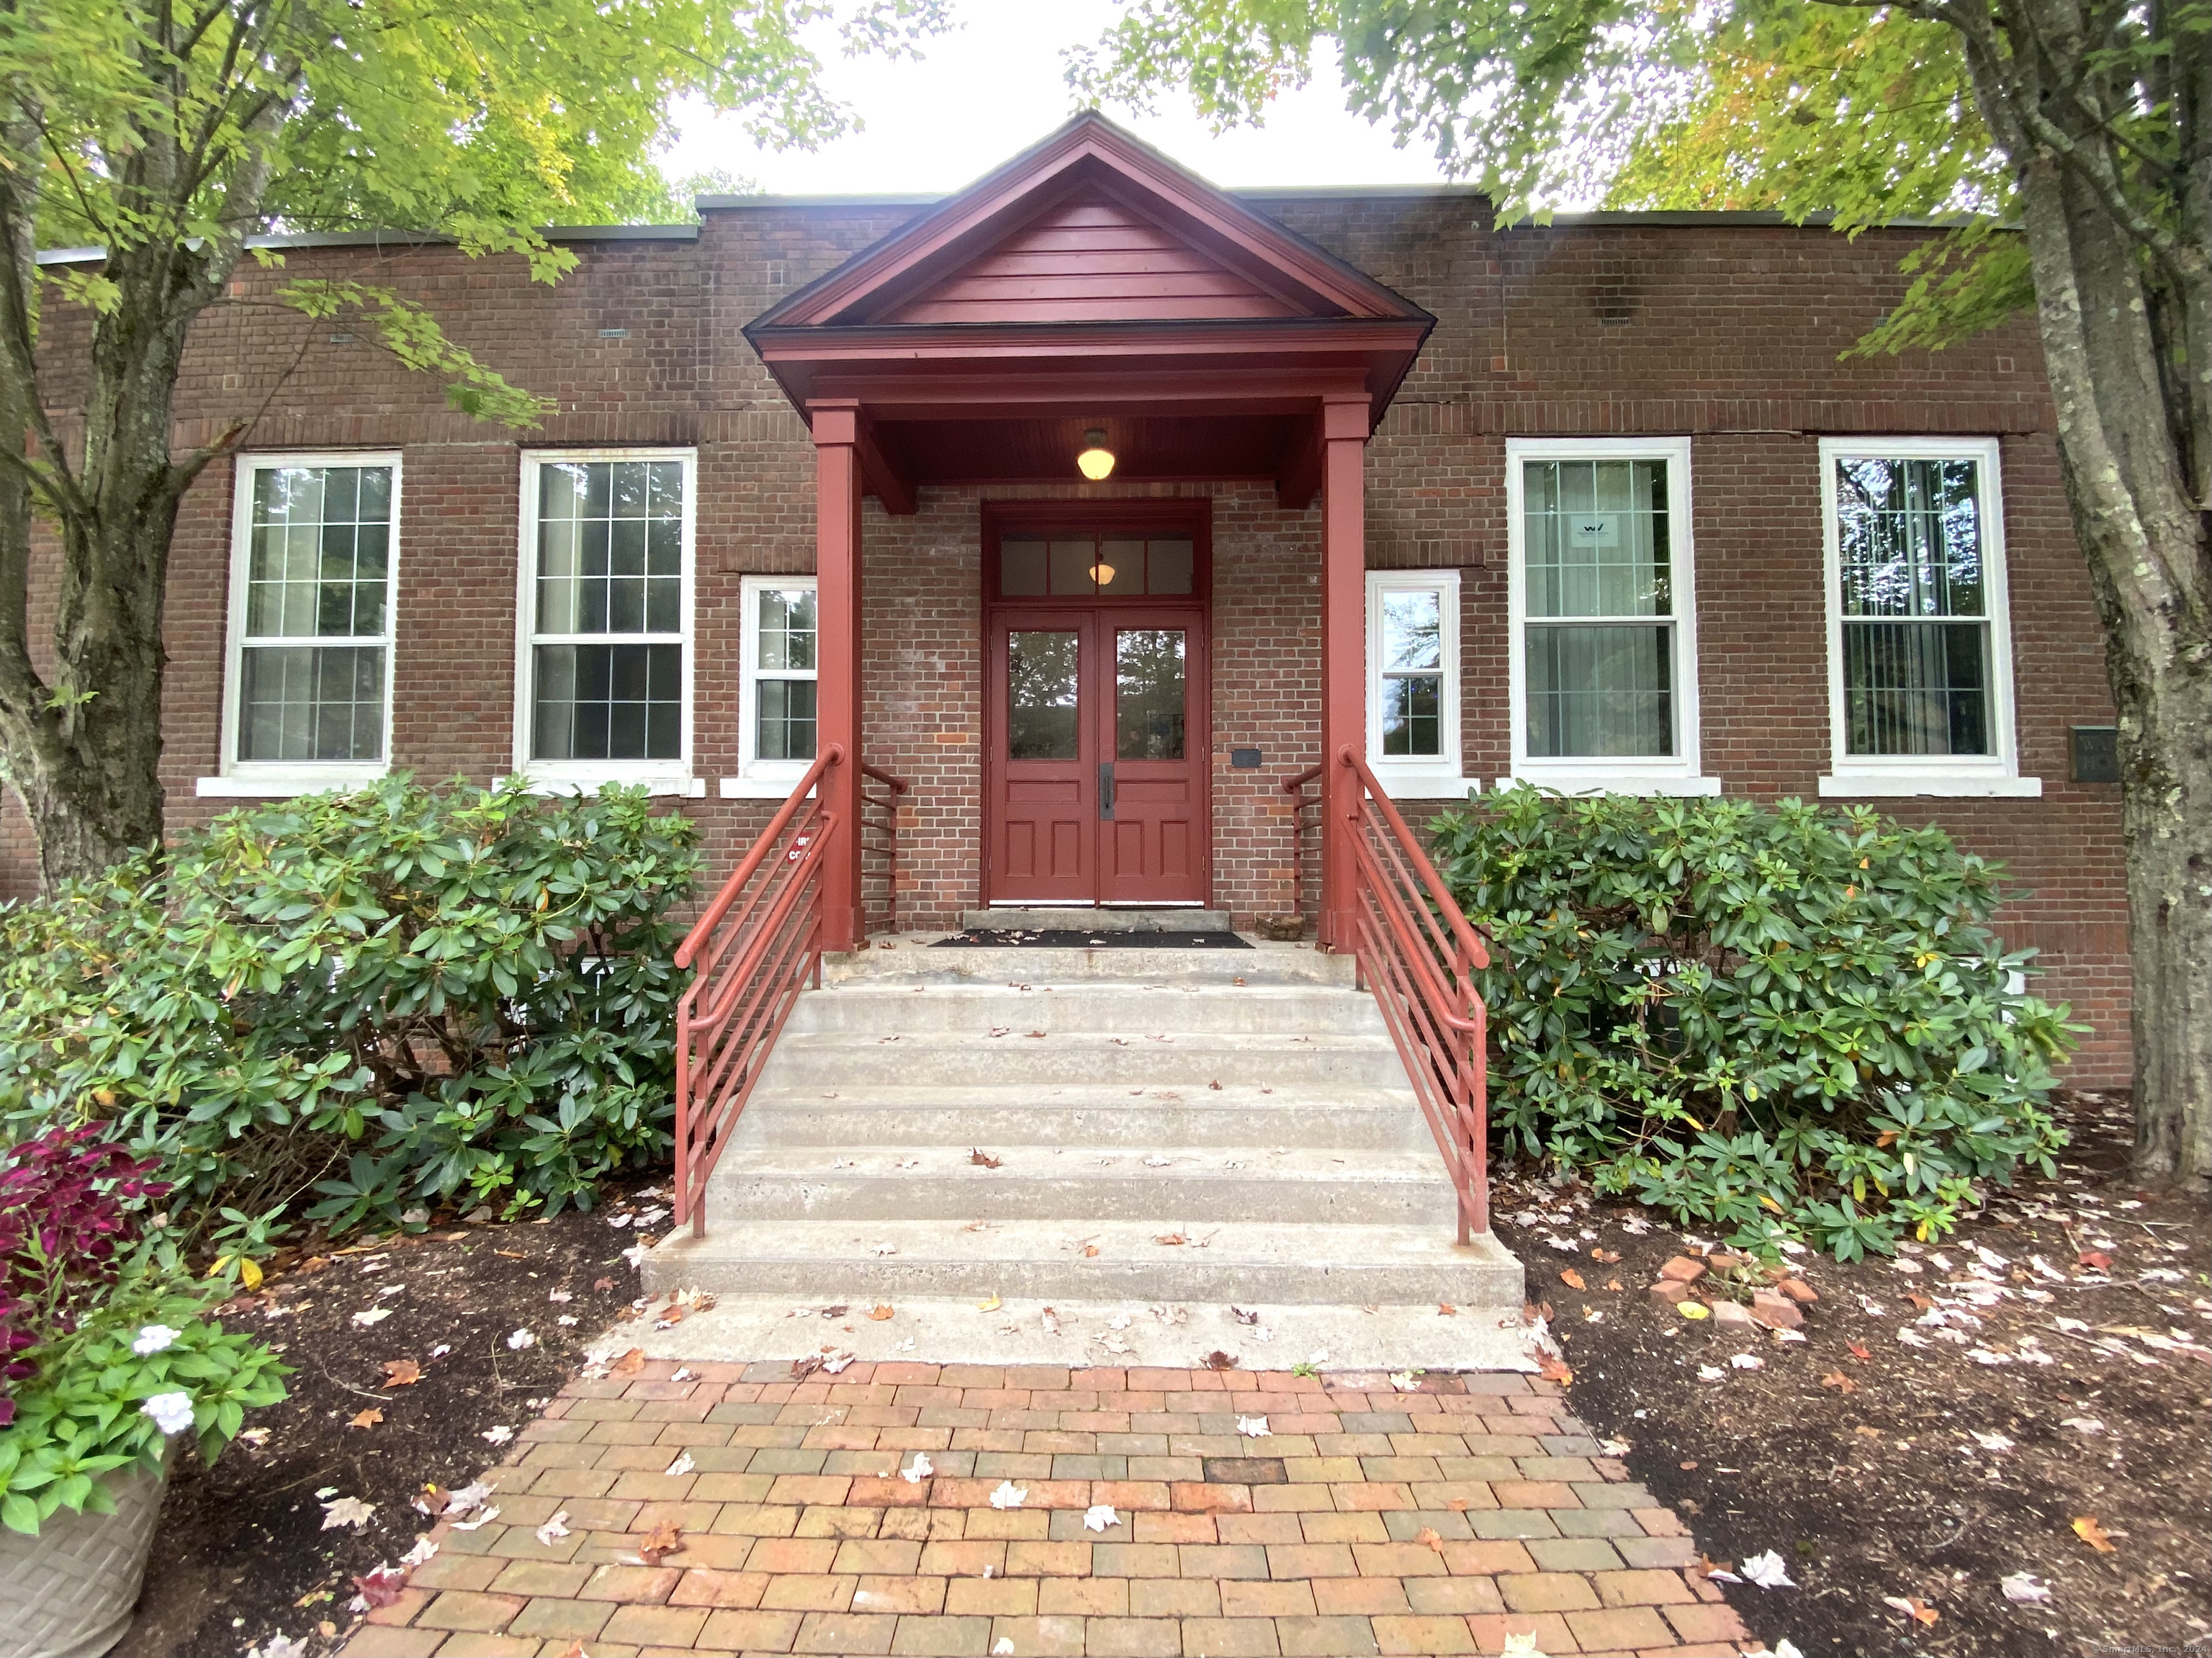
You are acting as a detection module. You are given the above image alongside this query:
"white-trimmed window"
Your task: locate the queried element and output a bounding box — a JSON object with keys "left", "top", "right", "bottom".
{"left": 515, "top": 450, "right": 696, "bottom": 793}
{"left": 1365, "top": 569, "right": 1470, "bottom": 796}
{"left": 202, "top": 452, "right": 400, "bottom": 798}
{"left": 721, "top": 575, "right": 820, "bottom": 798}
{"left": 1819, "top": 437, "right": 2037, "bottom": 797}
{"left": 1503, "top": 436, "right": 1716, "bottom": 795}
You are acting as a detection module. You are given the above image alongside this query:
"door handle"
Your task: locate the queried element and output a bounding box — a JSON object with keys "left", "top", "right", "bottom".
{"left": 1098, "top": 762, "right": 1115, "bottom": 819}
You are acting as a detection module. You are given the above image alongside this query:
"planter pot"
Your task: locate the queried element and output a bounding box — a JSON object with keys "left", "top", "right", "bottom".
{"left": 0, "top": 1461, "right": 168, "bottom": 1658}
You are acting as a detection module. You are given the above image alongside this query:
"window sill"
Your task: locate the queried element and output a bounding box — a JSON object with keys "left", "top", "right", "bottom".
{"left": 196, "top": 770, "right": 385, "bottom": 798}
{"left": 1365, "top": 770, "right": 1481, "bottom": 800}
{"left": 719, "top": 775, "right": 816, "bottom": 800}
{"left": 1496, "top": 772, "right": 1723, "bottom": 798}
{"left": 1818, "top": 772, "right": 2044, "bottom": 799}
{"left": 502, "top": 772, "right": 706, "bottom": 798}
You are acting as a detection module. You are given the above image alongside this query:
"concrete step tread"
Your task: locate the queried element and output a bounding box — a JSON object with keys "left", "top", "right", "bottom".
{"left": 708, "top": 1144, "right": 1455, "bottom": 1185}
{"left": 653, "top": 1216, "right": 1513, "bottom": 1273}
{"left": 740, "top": 1081, "right": 1419, "bottom": 1110}
{"left": 773, "top": 1028, "right": 1395, "bottom": 1053}
{"left": 824, "top": 945, "right": 1356, "bottom": 986}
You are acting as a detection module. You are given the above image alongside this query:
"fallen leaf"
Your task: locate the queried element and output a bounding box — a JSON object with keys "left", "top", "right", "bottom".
{"left": 535, "top": 1511, "right": 571, "bottom": 1546}
{"left": 1416, "top": 1526, "right": 1446, "bottom": 1555}
{"left": 1202, "top": 1349, "right": 1239, "bottom": 1370}
{"left": 637, "top": 1520, "right": 685, "bottom": 1564}
{"left": 350, "top": 1567, "right": 405, "bottom": 1610}
{"left": 1081, "top": 1243, "right": 1100, "bottom": 1257}
{"left": 1591, "top": 1247, "right": 1622, "bottom": 1263}
{"left": 349, "top": 1407, "right": 383, "bottom": 1429}
{"left": 1230, "top": 1307, "right": 1260, "bottom": 1325}
{"left": 989, "top": 1480, "right": 1028, "bottom": 1509}
{"left": 1155, "top": 1233, "right": 1187, "bottom": 1246}
{"left": 381, "top": 1359, "right": 422, "bottom": 1387}
{"left": 1854, "top": 1425, "right": 1884, "bottom": 1439}
{"left": 789, "top": 1355, "right": 823, "bottom": 1382}
{"left": 1739, "top": 1550, "right": 1795, "bottom": 1588}
{"left": 969, "top": 1148, "right": 1004, "bottom": 1169}
{"left": 2001, "top": 1571, "right": 2052, "bottom": 1603}
{"left": 902, "top": 1453, "right": 933, "bottom": 1484}
{"left": 1820, "top": 1371, "right": 1857, "bottom": 1394}
{"left": 976, "top": 1293, "right": 1003, "bottom": 1312}
{"left": 1678, "top": 1302, "right": 1710, "bottom": 1320}
{"left": 868, "top": 1304, "right": 896, "bottom": 1321}
{"left": 320, "top": 1496, "right": 376, "bottom": 1531}
{"left": 1445, "top": 1497, "right": 1468, "bottom": 1513}
{"left": 1882, "top": 1595, "right": 1941, "bottom": 1625}
{"left": 611, "top": 1348, "right": 647, "bottom": 1376}
{"left": 664, "top": 1450, "right": 696, "bottom": 1477}
{"left": 1537, "top": 1353, "right": 1574, "bottom": 1386}
{"left": 2073, "top": 1515, "right": 2118, "bottom": 1554}
{"left": 593, "top": 1276, "right": 616, "bottom": 1292}
{"left": 2078, "top": 1250, "right": 2113, "bottom": 1270}
{"left": 1083, "top": 1504, "right": 1120, "bottom": 1532}
{"left": 350, "top": 1307, "right": 392, "bottom": 1328}
{"left": 1236, "top": 1415, "right": 1270, "bottom": 1437}
{"left": 1848, "top": 1342, "right": 1872, "bottom": 1361}
{"left": 1560, "top": 1269, "right": 1586, "bottom": 1290}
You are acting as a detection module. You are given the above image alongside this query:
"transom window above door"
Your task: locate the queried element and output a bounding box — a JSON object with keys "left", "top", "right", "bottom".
{"left": 1503, "top": 437, "right": 1718, "bottom": 796}
{"left": 999, "top": 534, "right": 1195, "bottom": 598}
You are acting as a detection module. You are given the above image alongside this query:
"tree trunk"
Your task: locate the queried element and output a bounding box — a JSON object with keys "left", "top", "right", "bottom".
{"left": 2011, "top": 149, "right": 2212, "bottom": 1187}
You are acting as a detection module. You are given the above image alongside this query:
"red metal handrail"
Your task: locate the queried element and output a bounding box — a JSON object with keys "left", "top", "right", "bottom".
{"left": 1282, "top": 764, "right": 1323, "bottom": 930}
{"left": 859, "top": 762, "right": 908, "bottom": 938}
{"left": 672, "top": 746, "right": 845, "bottom": 1235}
{"left": 1335, "top": 747, "right": 1494, "bottom": 1242}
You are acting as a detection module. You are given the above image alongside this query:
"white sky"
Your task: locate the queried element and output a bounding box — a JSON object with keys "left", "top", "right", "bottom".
{"left": 659, "top": 0, "right": 1457, "bottom": 197}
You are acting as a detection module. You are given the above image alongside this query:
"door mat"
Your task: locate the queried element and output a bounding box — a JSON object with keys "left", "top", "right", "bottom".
{"left": 930, "top": 928, "right": 1254, "bottom": 949}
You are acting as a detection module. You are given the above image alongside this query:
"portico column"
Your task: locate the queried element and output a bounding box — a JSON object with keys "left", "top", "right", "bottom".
{"left": 1319, "top": 392, "right": 1368, "bottom": 953}
{"left": 811, "top": 400, "right": 865, "bottom": 952}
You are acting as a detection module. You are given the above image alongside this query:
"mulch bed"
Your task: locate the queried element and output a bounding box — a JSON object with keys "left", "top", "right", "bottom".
{"left": 1503, "top": 1089, "right": 2212, "bottom": 1657}
{"left": 117, "top": 1181, "right": 667, "bottom": 1658}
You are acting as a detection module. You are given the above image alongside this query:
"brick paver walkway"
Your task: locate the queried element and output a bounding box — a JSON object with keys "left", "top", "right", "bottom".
{"left": 341, "top": 1361, "right": 1755, "bottom": 1658}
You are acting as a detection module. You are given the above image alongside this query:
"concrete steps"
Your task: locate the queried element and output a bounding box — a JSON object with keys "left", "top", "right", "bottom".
{"left": 646, "top": 939, "right": 1521, "bottom": 1315}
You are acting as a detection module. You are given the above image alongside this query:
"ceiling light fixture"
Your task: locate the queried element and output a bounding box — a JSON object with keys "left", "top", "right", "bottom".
{"left": 1076, "top": 428, "right": 1115, "bottom": 482}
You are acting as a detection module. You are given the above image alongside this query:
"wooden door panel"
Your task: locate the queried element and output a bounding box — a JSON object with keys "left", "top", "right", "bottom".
{"left": 989, "top": 623, "right": 1092, "bottom": 902}
{"left": 1100, "top": 613, "right": 1208, "bottom": 904}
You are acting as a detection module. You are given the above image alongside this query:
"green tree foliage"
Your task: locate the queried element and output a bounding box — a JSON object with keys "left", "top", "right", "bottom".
{"left": 0, "top": 778, "right": 699, "bottom": 1236}
{"left": 1431, "top": 788, "right": 2075, "bottom": 1258}
{"left": 0, "top": 0, "right": 943, "bottom": 883}
{"left": 1074, "top": 0, "right": 2211, "bottom": 1185}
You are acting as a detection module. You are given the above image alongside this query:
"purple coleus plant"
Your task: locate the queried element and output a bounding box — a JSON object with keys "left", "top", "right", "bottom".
{"left": 0, "top": 1126, "right": 170, "bottom": 1428}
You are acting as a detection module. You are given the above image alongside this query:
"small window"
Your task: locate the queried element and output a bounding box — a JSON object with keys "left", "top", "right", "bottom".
{"left": 1366, "top": 569, "right": 1464, "bottom": 788}
{"left": 739, "top": 576, "right": 819, "bottom": 778}
{"left": 1819, "top": 438, "right": 2033, "bottom": 796}
{"left": 999, "top": 534, "right": 1195, "bottom": 597}
{"left": 517, "top": 450, "right": 694, "bottom": 789}
{"left": 1504, "top": 438, "right": 1715, "bottom": 795}
{"left": 215, "top": 454, "right": 400, "bottom": 792}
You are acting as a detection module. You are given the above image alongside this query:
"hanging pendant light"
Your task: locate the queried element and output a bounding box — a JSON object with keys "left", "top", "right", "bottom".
{"left": 1076, "top": 427, "right": 1115, "bottom": 481}
{"left": 1088, "top": 549, "right": 1118, "bottom": 587}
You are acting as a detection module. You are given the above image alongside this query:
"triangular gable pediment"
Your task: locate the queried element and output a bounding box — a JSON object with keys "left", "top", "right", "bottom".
{"left": 750, "top": 112, "right": 1429, "bottom": 333}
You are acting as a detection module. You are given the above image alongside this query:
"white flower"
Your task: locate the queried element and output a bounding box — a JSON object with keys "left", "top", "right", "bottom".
{"left": 131, "top": 1324, "right": 181, "bottom": 1356}
{"left": 140, "top": 1391, "right": 195, "bottom": 1435}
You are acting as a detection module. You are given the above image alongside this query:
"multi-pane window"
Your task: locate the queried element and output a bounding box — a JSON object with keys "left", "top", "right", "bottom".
{"left": 1506, "top": 438, "right": 1709, "bottom": 792}
{"left": 521, "top": 453, "right": 692, "bottom": 778}
{"left": 1834, "top": 456, "right": 1989, "bottom": 754}
{"left": 225, "top": 456, "right": 398, "bottom": 777}
{"left": 740, "top": 577, "right": 819, "bottom": 772}
{"left": 1366, "top": 571, "right": 1462, "bottom": 783}
{"left": 1520, "top": 457, "right": 1675, "bottom": 757}
{"left": 1820, "top": 438, "right": 2023, "bottom": 790}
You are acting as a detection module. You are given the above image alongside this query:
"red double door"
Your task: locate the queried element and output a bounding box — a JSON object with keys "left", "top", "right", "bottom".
{"left": 985, "top": 605, "right": 1209, "bottom": 906}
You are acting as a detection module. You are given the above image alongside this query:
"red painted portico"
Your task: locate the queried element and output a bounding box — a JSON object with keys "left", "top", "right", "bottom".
{"left": 744, "top": 111, "right": 1434, "bottom": 951}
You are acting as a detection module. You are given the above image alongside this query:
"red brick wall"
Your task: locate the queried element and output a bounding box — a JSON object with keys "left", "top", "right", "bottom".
{"left": 9, "top": 194, "right": 2129, "bottom": 1083}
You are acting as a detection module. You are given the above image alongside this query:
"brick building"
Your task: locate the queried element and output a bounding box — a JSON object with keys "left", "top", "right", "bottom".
{"left": 17, "top": 113, "right": 2131, "bottom": 1083}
